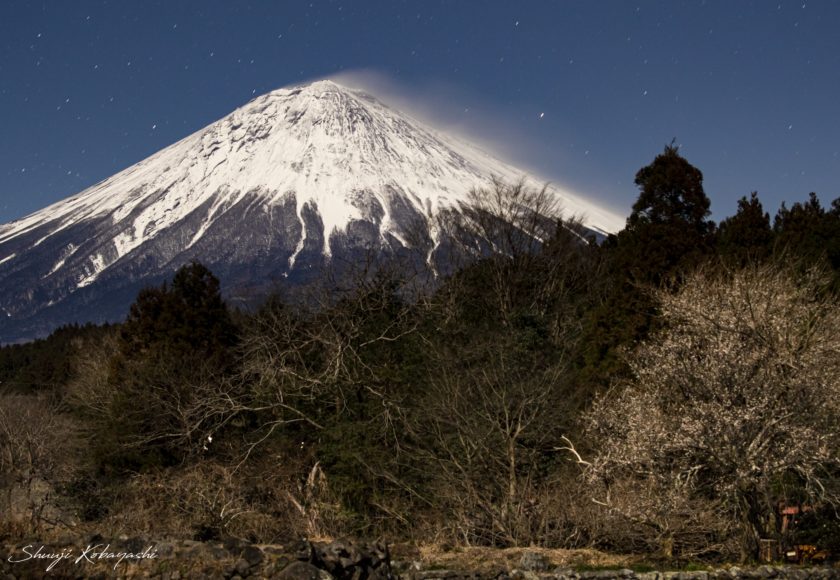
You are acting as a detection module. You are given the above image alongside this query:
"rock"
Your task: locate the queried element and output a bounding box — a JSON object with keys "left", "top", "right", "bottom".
{"left": 277, "top": 561, "right": 335, "bottom": 580}
{"left": 406, "top": 571, "right": 458, "bottom": 580}
{"left": 303, "top": 538, "right": 393, "bottom": 580}
{"left": 294, "top": 540, "right": 316, "bottom": 561}
{"left": 267, "top": 556, "right": 291, "bottom": 575}
{"left": 121, "top": 535, "right": 148, "bottom": 555}
{"left": 668, "top": 573, "right": 707, "bottom": 580}
{"left": 578, "top": 571, "right": 626, "bottom": 579}
{"left": 88, "top": 533, "right": 104, "bottom": 544}
{"left": 242, "top": 545, "right": 264, "bottom": 567}
{"left": 510, "top": 570, "right": 540, "bottom": 580}
{"left": 518, "top": 552, "right": 550, "bottom": 573}
{"left": 156, "top": 542, "right": 176, "bottom": 558}
{"left": 234, "top": 558, "right": 251, "bottom": 576}
{"left": 224, "top": 537, "right": 248, "bottom": 556}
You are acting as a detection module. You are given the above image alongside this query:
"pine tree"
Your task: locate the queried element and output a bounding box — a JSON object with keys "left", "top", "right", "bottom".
{"left": 717, "top": 192, "right": 773, "bottom": 264}
{"left": 119, "top": 261, "right": 237, "bottom": 368}
{"left": 773, "top": 192, "right": 840, "bottom": 288}
{"left": 98, "top": 262, "right": 239, "bottom": 470}
{"left": 629, "top": 144, "right": 713, "bottom": 232}
{"left": 579, "top": 144, "right": 715, "bottom": 388}
{"left": 773, "top": 192, "right": 825, "bottom": 257}
{"left": 620, "top": 143, "right": 715, "bottom": 284}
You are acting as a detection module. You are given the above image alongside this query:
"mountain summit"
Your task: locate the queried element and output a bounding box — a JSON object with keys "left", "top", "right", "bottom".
{"left": 0, "top": 79, "right": 622, "bottom": 341}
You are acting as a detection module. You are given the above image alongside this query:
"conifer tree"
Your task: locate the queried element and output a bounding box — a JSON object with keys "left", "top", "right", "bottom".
{"left": 579, "top": 144, "right": 715, "bottom": 388}
{"left": 773, "top": 192, "right": 840, "bottom": 288}
{"left": 717, "top": 192, "right": 773, "bottom": 264}
{"left": 119, "top": 261, "right": 237, "bottom": 366}
{"left": 620, "top": 143, "right": 715, "bottom": 284}
{"left": 96, "top": 262, "right": 239, "bottom": 470}
{"left": 773, "top": 192, "right": 825, "bottom": 257}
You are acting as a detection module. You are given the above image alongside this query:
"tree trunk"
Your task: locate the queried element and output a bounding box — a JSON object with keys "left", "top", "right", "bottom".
{"left": 738, "top": 491, "right": 765, "bottom": 563}
{"left": 661, "top": 535, "right": 674, "bottom": 560}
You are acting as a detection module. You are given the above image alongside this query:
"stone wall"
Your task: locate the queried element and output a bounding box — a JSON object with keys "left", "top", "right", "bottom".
{"left": 1, "top": 538, "right": 837, "bottom": 580}
{"left": 402, "top": 567, "right": 840, "bottom": 580}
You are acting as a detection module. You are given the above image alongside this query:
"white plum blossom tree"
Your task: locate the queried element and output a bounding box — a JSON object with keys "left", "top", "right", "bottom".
{"left": 582, "top": 262, "right": 840, "bottom": 561}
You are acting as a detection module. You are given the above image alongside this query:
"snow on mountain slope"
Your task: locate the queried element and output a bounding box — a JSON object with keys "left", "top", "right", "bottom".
{"left": 0, "top": 79, "right": 624, "bottom": 341}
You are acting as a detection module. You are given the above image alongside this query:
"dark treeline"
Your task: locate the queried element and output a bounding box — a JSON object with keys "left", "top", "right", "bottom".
{"left": 1, "top": 145, "right": 839, "bottom": 563}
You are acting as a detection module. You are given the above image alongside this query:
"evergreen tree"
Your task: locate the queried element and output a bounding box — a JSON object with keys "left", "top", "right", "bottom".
{"left": 717, "top": 192, "right": 773, "bottom": 264}
{"left": 773, "top": 192, "right": 840, "bottom": 288}
{"left": 629, "top": 144, "right": 713, "bottom": 232}
{"left": 119, "top": 261, "right": 237, "bottom": 367}
{"left": 829, "top": 198, "right": 840, "bottom": 274}
{"left": 620, "top": 143, "right": 715, "bottom": 284}
{"left": 579, "top": 144, "right": 715, "bottom": 388}
{"left": 0, "top": 323, "right": 111, "bottom": 392}
{"left": 96, "top": 262, "right": 239, "bottom": 471}
{"left": 773, "top": 192, "right": 825, "bottom": 257}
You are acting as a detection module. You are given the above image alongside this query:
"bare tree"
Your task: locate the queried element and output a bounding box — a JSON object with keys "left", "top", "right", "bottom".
{"left": 232, "top": 267, "right": 420, "bottom": 461}
{"left": 0, "top": 393, "right": 78, "bottom": 533}
{"left": 390, "top": 178, "right": 605, "bottom": 546}
{"left": 462, "top": 177, "right": 561, "bottom": 256}
{"left": 408, "top": 346, "right": 566, "bottom": 546}
{"left": 234, "top": 178, "right": 586, "bottom": 461}
{"left": 68, "top": 331, "right": 242, "bottom": 462}
{"left": 580, "top": 262, "right": 840, "bottom": 561}
{"left": 443, "top": 177, "right": 570, "bottom": 324}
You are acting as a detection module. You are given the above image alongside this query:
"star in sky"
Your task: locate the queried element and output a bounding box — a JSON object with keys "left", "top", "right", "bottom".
{"left": 0, "top": 1, "right": 838, "bottom": 224}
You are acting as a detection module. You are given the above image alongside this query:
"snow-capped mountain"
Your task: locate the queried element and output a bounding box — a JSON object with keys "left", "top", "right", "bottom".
{"left": 0, "top": 79, "right": 623, "bottom": 342}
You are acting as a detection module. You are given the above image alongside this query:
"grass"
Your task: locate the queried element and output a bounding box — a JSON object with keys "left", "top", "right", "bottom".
{"left": 405, "top": 545, "right": 631, "bottom": 573}
{"left": 400, "top": 544, "right": 725, "bottom": 575}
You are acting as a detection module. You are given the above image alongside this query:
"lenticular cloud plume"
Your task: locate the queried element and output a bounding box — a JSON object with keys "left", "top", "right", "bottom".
{"left": 326, "top": 70, "right": 620, "bottom": 216}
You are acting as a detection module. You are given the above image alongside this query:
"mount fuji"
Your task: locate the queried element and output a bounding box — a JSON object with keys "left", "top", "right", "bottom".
{"left": 0, "top": 79, "right": 623, "bottom": 342}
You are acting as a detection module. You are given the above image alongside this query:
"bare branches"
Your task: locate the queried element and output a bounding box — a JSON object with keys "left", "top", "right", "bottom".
{"left": 556, "top": 436, "right": 592, "bottom": 468}
{"left": 582, "top": 261, "right": 840, "bottom": 560}
{"left": 0, "top": 392, "right": 78, "bottom": 534}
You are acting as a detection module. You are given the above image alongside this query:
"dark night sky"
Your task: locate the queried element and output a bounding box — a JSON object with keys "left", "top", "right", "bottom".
{"left": 1, "top": 0, "right": 839, "bottom": 226}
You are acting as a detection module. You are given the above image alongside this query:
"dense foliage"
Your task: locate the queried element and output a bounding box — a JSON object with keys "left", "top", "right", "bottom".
{"left": 1, "top": 145, "right": 838, "bottom": 562}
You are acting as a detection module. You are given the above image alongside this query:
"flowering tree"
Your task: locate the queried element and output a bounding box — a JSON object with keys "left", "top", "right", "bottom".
{"left": 582, "top": 263, "right": 840, "bottom": 561}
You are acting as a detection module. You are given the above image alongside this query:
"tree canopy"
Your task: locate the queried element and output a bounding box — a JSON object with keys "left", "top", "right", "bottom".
{"left": 583, "top": 263, "right": 840, "bottom": 561}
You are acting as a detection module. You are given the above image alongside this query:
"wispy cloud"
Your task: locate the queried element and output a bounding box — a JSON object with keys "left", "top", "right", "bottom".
{"left": 321, "top": 69, "right": 627, "bottom": 230}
